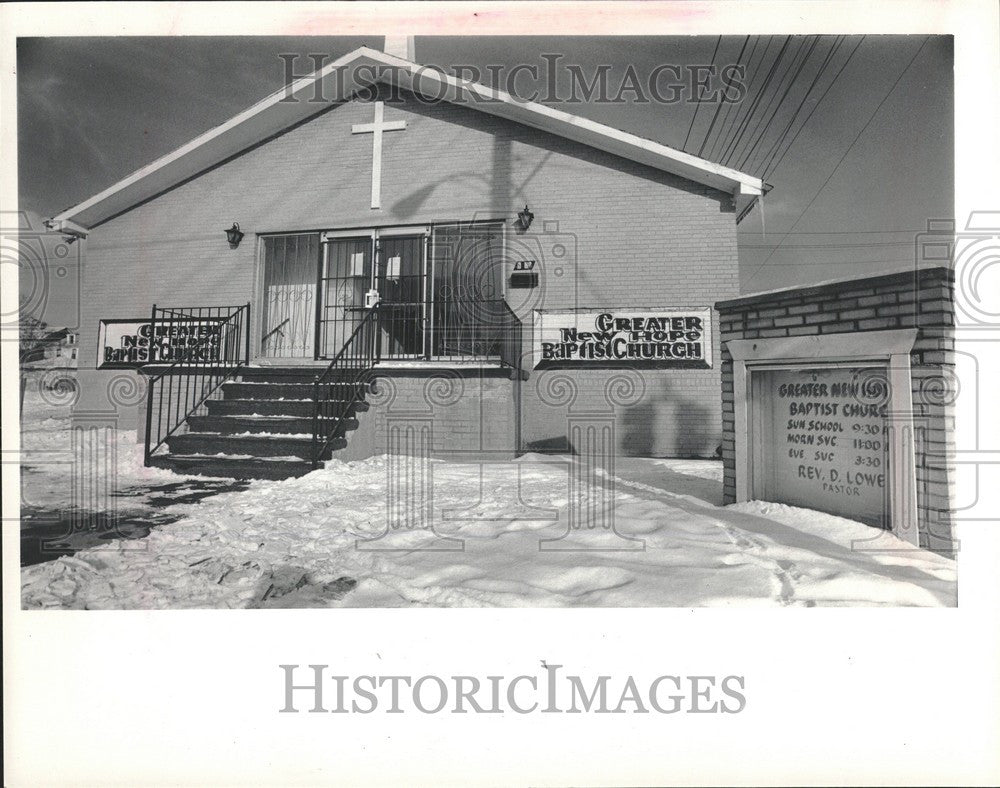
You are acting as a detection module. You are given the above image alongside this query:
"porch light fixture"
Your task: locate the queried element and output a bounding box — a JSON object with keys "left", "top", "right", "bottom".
{"left": 517, "top": 204, "right": 534, "bottom": 232}
{"left": 225, "top": 222, "right": 245, "bottom": 248}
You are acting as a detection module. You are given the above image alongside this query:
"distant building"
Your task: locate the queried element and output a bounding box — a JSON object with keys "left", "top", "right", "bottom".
{"left": 22, "top": 327, "right": 78, "bottom": 366}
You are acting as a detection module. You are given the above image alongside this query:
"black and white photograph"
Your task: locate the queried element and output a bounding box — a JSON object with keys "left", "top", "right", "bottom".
{"left": 15, "top": 31, "right": 961, "bottom": 608}
{"left": 3, "top": 1, "right": 999, "bottom": 785}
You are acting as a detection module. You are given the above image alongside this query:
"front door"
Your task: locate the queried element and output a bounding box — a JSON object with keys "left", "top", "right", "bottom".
{"left": 318, "top": 235, "right": 373, "bottom": 358}
{"left": 376, "top": 233, "right": 426, "bottom": 358}
{"left": 260, "top": 234, "right": 319, "bottom": 359}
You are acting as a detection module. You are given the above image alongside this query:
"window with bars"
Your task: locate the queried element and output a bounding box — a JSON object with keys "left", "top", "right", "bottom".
{"left": 260, "top": 234, "right": 320, "bottom": 358}
{"left": 258, "top": 222, "right": 509, "bottom": 362}
{"left": 430, "top": 221, "right": 506, "bottom": 359}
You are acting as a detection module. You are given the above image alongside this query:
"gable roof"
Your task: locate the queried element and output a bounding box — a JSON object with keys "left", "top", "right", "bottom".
{"left": 46, "top": 46, "right": 768, "bottom": 235}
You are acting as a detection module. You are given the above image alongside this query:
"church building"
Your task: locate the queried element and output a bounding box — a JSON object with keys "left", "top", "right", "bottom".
{"left": 47, "top": 40, "right": 766, "bottom": 479}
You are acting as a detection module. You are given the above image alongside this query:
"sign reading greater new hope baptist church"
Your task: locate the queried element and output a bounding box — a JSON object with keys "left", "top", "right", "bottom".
{"left": 534, "top": 309, "right": 712, "bottom": 367}
{"left": 97, "top": 318, "right": 224, "bottom": 369}
{"left": 752, "top": 367, "right": 889, "bottom": 527}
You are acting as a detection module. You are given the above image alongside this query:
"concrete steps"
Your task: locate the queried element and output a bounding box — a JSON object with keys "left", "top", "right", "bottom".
{"left": 149, "top": 367, "right": 366, "bottom": 480}
{"left": 205, "top": 399, "right": 317, "bottom": 417}
{"left": 221, "top": 381, "right": 365, "bottom": 400}
{"left": 186, "top": 414, "right": 358, "bottom": 436}
{"left": 147, "top": 454, "right": 317, "bottom": 481}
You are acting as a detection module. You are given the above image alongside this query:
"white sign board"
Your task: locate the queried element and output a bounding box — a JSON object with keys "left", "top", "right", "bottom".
{"left": 97, "top": 318, "right": 224, "bottom": 368}
{"left": 752, "top": 366, "right": 889, "bottom": 527}
{"left": 533, "top": 309, "right": 712, "bottom": 367}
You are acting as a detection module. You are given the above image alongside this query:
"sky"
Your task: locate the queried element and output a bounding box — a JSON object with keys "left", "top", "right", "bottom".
{"left": 17, "top": 35, "right": 952, "bottom": 326}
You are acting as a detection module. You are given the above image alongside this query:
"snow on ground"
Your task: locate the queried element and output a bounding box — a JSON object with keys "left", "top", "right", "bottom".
{"left": 18, "top": 389, "right": 957, "bottom": 608}
{"left": 18, "top": 374, "right": 956, "bottom": 608}
{"left": 19, "top": 373, "right": 196, "bottom": 513}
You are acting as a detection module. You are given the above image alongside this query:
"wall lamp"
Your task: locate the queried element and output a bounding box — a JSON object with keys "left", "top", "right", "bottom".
{"left": 225, "top": 222, "right": 245, "bottom": 248}
{"left": 517, "top": 205, "right": 534, "bottom": 232}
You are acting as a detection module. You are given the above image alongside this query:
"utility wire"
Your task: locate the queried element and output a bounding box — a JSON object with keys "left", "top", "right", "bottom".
{"left": 758, "top": 258, "right": 931, "bottom": 266}
{"left": 683, "top": 36, "right": 721, "bottom": 151}
{"left": 741, "top": 240, "right": 914, "bottom": 249}
{"left": 720, "top": 36, "right": 792, "bottom": 166}
{"left": 763, "top": 35, "right": 866, "bottom": 180}
{"left": 697, "top": 36, "right": 750, "bottom": 158}
{"left": 710, "top": 36, "right": 773, "bottom": 162}
{"left": 739, "top": 228, "right": 924, "bottom": 235}
{"left": 744, "top": 36, "right": 930, "bottom": 285}
{"left": 751, "top": 36, "right": 843, "bottom": 176}
{"left": 720, "top": 39, "right": 789, "bottom": 165}
{"left": 730, "top": 36, "right": 813, "bottom": 171}
{"left": 707, "top": 36, "right": 770, "bottom": 157}
{"left": 736, "top": 36, "right": 821, "bottom": 172}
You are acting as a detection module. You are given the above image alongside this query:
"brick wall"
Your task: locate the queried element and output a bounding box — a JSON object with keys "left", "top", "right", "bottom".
{"left": 337, "top": 368, "right": 517, "bottom": 462}
{"left": 74, "top": 84, "right": 738, "bottom": 454}
{"left": 716, "top": 266, "right": 955, "bottom": 552}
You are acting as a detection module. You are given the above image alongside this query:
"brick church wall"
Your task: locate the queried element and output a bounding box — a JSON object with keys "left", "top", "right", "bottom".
{"left": 337, "top": 368, "right": 518, "bottom": 462}
{"left": 74, "top": 84, "right": 739, "bottom": 457}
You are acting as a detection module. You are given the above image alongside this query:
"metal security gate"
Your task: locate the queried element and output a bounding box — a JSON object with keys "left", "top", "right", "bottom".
{"left": 430, "top": 222, "right": 505, "bottom": 359}
{"left": 308, "top": 222, "right": 506, "bottom": 362}
{"left": 318, "top": 229, "right": 429, "bottom": 360}
{"left": 260, "top": 234, "right": 320, "bottom": 358}
{"left": 318, "top": 234, "right": 373, "bottom": 359}
{"left": 377, "top": 233, "right": 427, "bottom": 358}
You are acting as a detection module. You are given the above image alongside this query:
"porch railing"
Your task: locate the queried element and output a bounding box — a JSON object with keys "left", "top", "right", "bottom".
{"left": 312, "top": 304, "right": 379, "bottom": 468}
{"left": 311, "top": 299, "right": 524, "bottom": 467}
{"left": 378, "top": 298, "right": 525, "bottom": 372}
{"left": 496, "top": 301, "right": 525, "bottom": 376}
{"left": 143, "top": 303, "right": 250, "bottom": 464}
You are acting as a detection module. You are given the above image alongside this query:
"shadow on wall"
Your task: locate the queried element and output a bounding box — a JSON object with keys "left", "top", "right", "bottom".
{"left": 620, "top": 380, "right": 715, "bottom": 458}
{"left": 523, "top": 379, "right": 717, "bottom": 459}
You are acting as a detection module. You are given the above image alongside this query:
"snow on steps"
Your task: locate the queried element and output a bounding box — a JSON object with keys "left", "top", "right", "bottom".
{"left": 187, "top": 414, "right": 357, "bottom": 436}
{"left": 150, "top": 367, "right": 364, "bottom": 480}
{"left": 147, "top": 453, "right": 316, "bottom": 481}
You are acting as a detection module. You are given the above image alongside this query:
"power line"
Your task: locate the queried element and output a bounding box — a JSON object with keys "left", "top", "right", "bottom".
{"left": 752, "top": 36, "right": 843, "bottom": 176}
{"left": 734, "top": 36, "right": 820, "bottom": 172}
{"left": 683, "top": 36, "right": 721, "bottom": 152}
{"left": 697, "top": 36, "right": 749, "bottom": 158}
{"left": 753, "top": 36, "right": 843, "bottom": 175}
{"left": 764, "top": 35, "right": 866, "bottom": 179}
{"left": 739, "top": 36, "right": 824, "bottom": 172}
{"left": 705, "top": 36, "right": 765, "bottom": 161}
{"left": 715, "top": 37, "right": 782, "bottom": 164}
{"left": 744, "top": 36, "right": 929, "bottom": 285}
{"left": 739, "top": 228, "right": 925, "bottom": 235}
{"left": 741, "top": 240, "right": 914, "bottom": 249}
{"left": 750, "top": 258, "right": 929, "bottom": 267}
{"left": 720, "top": 37, "right": 793, "bottom": 165}
{"left": 728, "top": 36, "right": 809, "bottom": 169}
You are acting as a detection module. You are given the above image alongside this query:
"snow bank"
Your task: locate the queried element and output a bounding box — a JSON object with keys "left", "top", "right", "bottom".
{"left": 20, "top": 448, "right": 957, "bottom": 609}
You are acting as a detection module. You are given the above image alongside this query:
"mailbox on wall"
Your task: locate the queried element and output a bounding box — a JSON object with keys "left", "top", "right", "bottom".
{"left": 509, "top": 259, "right": 539, "bottom": 289}
{"left": 509, "top": 271, "right": 539, "bottom": 288}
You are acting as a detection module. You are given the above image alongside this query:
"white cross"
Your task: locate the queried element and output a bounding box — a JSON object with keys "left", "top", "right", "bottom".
{"left": 352, "top": 101, "right": 407, "bottom": 209}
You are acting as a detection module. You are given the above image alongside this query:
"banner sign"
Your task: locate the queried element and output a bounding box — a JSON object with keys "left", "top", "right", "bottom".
{"left": 97, "top": 318, "right": 224, "bottom": 369}
{"left": 533, "top": 309, "right": 712, "bottom": 367}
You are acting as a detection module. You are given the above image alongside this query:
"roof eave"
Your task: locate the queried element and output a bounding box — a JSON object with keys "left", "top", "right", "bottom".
{"left": 49, "top": 46, "right": 766, "bottom": 231}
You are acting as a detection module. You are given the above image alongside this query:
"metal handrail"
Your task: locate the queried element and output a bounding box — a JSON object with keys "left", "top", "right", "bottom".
{"left": 143, "top": 303, "right": 250, "bottom": 464}
{"left": 497, "top": 300, "right": 525, "bottom": 377}
{"left": 261, "top": 317, "right": 290, "bottom": 343}
{"left": 309, "top": 298, "right": 523, "bottom": 468}
{"left": 311, "top": 305, "right": 379, "bottom": 467}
